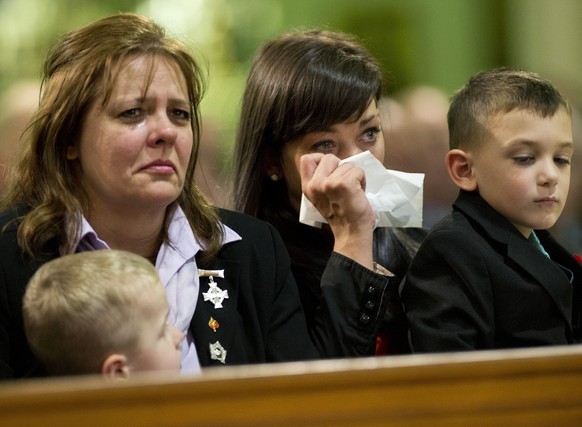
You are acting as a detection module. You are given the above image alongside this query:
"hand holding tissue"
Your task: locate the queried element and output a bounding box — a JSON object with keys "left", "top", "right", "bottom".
{"left": 299, "top": 151, "right": 424, "bottom": 228}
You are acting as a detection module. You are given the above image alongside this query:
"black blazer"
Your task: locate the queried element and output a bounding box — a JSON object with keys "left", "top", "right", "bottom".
{"left": 194, "top": 209, "right": 320, "bottom": 366}
{"left": 400, "top": 190, "right": 582, "bottom": 352}
{"left": 0, "top": 207, "right": 47, "bottom": 379}
{"left": 195, "top": 209, "right": 391, "bottom": 364}
{"left": 0, "top": 207, "right": 388, "bottom": 378}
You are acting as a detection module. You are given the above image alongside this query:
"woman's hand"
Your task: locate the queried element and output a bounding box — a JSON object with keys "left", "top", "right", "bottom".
{"left": 300, "top": 153, "right": 375, "bottom": 270}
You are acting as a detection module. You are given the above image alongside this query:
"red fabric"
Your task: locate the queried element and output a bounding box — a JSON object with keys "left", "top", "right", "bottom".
{"left": 375, "top": 333, "right": 391, "bottom": 355}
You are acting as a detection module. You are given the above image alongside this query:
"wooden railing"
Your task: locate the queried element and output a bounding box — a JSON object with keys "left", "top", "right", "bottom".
{"left": 1, "top": 345, "right": 582, "bottom": 426}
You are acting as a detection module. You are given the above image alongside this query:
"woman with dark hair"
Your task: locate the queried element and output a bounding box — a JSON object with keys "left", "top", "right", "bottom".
{"left": 232, "top": 30, "right": 426, "bottom": 355}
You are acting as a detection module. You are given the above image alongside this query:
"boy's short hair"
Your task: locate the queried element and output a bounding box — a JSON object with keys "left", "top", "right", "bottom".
{"left": 23, "top": 249, "right": 164, "bottom": 375}
{"left": 448, "top": 67, "right": 571, "bottom": 150}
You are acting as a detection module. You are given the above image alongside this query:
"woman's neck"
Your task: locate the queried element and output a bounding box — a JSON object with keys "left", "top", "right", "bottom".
{"left": 85, "top": 206, "right": 167, "bottom": 260}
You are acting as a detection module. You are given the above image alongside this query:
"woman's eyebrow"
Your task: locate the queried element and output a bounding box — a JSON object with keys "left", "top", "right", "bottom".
{"left": 358, "top": 112, "right": 378, "bottom": 127}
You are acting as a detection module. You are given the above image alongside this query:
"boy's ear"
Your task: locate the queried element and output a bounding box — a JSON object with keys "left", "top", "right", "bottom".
{"left": 102, "top": 354, "right": 130, "bottom": 381}
{"left": 445, "top": 149, "right": 477, "bottom": 191}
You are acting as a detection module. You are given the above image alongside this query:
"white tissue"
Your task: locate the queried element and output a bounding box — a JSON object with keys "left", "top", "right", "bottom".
{"left": 299, "top": 151, "right": 424, "bottom": 228}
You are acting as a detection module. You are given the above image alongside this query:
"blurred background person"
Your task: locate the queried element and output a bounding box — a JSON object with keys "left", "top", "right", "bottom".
{"left": 0, "top": 80, "right": 40, "bottom": 191}
{"left": 381, "top": 86, "right": 458, "bottom": 228}
{"left": 194, "top": 118, "right": 229, "bottom": 207}
{"left": 550, "top": 102, "right": 582, "bottom": 256}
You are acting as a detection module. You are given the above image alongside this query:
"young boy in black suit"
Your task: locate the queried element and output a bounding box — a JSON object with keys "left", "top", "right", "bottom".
{"left": 400, "top": 67, "right": 582, "bottom": 352}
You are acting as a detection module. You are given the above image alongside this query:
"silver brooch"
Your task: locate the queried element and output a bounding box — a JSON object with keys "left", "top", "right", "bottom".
{"left": 209, "top": 341, "right": 227, "bottom": 364}
{"left": 199, "top": 269, "right": 229, "bottom": 309}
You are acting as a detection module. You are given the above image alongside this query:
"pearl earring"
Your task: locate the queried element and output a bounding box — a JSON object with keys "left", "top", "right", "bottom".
{"left": 270, "top": 173, "right": 279, "bottom": 181}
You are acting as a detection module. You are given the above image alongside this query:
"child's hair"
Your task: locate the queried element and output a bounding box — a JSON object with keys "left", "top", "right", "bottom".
{"left": 448, "top": 67, "right": 571, "bottom": 150}
{"left": 23, "top": 249, "right": 165, "bottom": 375}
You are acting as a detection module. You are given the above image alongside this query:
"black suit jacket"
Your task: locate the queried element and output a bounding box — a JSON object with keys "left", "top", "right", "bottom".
{"left": 0, "top": 207, "right": 387, "bottom": 378}
{"left": 194, "top": 209, "right": 319, "bottom": 366}
{"left": 0, "top": 207, "right": 47, "bottom": 379}
{"left": 400, "top": 190, "right": 582, "bottom": 352}
{"left": 195, "top": 209, "right": 390, "bottom": 364}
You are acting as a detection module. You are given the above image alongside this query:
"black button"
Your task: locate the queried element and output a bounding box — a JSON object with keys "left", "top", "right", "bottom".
{"left": 365, "top": 300, "right": 375, "bottom": 310}
{"left": 367, "top": 286, "right": 376, "bottom": 295}
{"left": 359, "top": 314, "right": 371, "bottom": 324}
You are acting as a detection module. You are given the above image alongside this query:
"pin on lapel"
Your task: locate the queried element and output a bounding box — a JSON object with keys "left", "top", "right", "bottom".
{"left": 199, "top": 269, "right": 229, "bottom": 309}
{"left": 198, "top": 269, "right": 225, "bottom": 278}
{"left": 208, "top": 317, "right": 220, "bottom": 332}
{"left": 210, "top": 341, "right": 227, "bottom": 364}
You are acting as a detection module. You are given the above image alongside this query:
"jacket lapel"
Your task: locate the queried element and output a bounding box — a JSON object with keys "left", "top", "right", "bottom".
{"left": 455, "top": 191, "right": 573, "bottom": 325}
{"left": 506, "top": 232, "right": 572, "bottom": 323}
